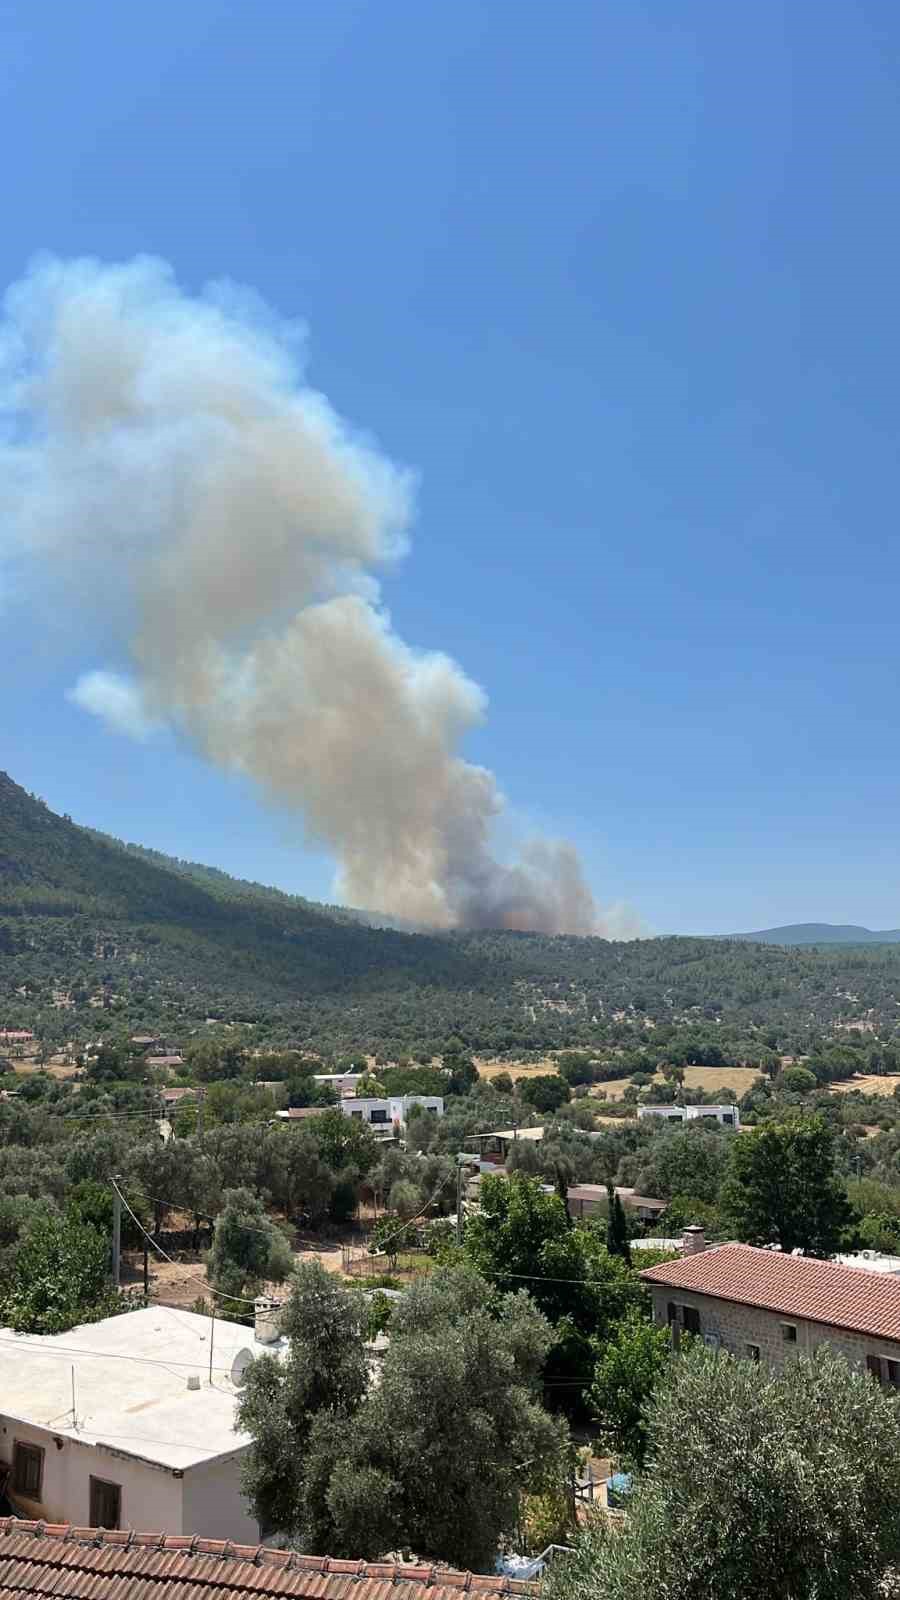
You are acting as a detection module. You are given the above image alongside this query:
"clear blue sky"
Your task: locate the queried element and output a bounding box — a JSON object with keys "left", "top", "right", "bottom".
{"left": 1, "top": 0, "right": 898, "bottom": 935}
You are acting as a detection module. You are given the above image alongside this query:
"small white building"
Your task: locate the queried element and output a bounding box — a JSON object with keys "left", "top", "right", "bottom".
{"left": 0, "top": 1305, "right": 284, "bottom": 1538}
{"left": 638, "top": 1103, "right": 740, "bottom": 1129}
{"left": 341, "top": 1094, "right": 444, "bottom": 1139}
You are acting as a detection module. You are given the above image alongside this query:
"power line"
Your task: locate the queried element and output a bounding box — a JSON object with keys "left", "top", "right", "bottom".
{"left": 364, "top": 1169, "right": 456, "bottom": 1259}
{"left": 0, "top": 1333, "right": 236, "bottom": 1375}
{"left": 139, "top": 1191, "right": 289, "bottom": 1241}
{"left": 111, "top": 1180, "right": 259, "bottom": 1306}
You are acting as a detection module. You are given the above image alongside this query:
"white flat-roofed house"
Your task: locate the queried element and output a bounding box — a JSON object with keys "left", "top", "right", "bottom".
{"left": 638, "top": 1103, "right": 740, "bottom": 1129}
{"left": 0, "top": 1306, "right": 284, "bottom": 1538}
{"left": 340, "top": 1095, "right": 444, "bottom": 1140}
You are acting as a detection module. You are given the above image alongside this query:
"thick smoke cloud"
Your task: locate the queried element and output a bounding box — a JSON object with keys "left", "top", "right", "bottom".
{"left": 0, "top": 254, "right": 628, "bottom": 936}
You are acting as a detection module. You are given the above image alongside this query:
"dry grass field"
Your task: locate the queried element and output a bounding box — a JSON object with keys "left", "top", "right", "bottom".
{"left": 592, "top": 1064, "right": 762, "bottom": 1102}
{"left": 830, "top": 1073, "right": 900, "bottom": 1098}
{"left": 475, "top": 1057, "right": 558, "bottom": 1081}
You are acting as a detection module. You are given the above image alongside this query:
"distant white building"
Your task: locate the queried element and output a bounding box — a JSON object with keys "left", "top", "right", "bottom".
{"left": 638, "top": 1103, "right": 740, "bottom": 1129}
{"left": 341, "top": 1094, "right": 443, "bottom": 1139}
{"left": 837, "top": 1250, "right": 900, "bottom": 1277}
{"left": 0, "top": 1304, "right": 284, "bottom": 1538}
{"left": 313, "top": 1072, "right": 365, "bottom": 1097}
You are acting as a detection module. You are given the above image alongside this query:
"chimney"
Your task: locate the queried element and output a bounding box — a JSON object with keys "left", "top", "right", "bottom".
{"left": 253, "top": 1295, "right": 283, "bottom": 1344}
{"left": 682, "top": 1225, "right": 707, "bottom": 1256}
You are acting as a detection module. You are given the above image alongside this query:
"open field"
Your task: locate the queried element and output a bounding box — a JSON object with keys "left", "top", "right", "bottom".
{"left": 592, "top": 1065, "right": 762, "bottom": 1101}
{"left": 830, "top": 1074, "right": 900, "bottom": 1098}
{"left": 476, "top": 1057, "right": 557, "bottom": 1081}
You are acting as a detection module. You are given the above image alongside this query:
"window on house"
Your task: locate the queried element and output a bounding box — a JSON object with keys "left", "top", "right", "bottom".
{"left": 722, "top": 1112, "right": 734, "bottom": 1126}
{"left": 746, "top": 1343, "right": 760, "bottom": 1362}
{"left": 681, "top": 1305, "right": 701, "bottom": 1335}
{"left": 666, "top": 1301, "right": 678, "bottom": 1325}
{"left": 370, "top": 1109, "right": 389, "bottom": 1124}
{"left": 781, "top": 1323, "right": 798, "bottom": 1344}
{"left": 89, "top": 1476, "right": 121, "bottom": 1529}
{"left": 350, "top": 1109, "right": 363, "bottom": 1118}
{"left": 886, "top": 1359, "right": 900, "bottom": 1388}
{"left": 11, "top": 1442, "right": 44, "bottom": 1499}
{"left": 867, "top": 1355, "right": 883, "bottom": 1382}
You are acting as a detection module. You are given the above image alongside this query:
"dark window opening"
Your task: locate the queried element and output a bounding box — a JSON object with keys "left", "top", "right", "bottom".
{"left": 746, "top": 1344, "right": 760, "bottom": 1362}
{"left": 12, "top": 1442, "right": 43, "bottom": 1499}
{"left": 781, "top": 1323, "right": 798, "bottom": 1344}
{"left": 682, "top": 1305, "right": 701, "bottom": 1335}
{"left": 867, "top": 1355, "right": 883, "bottom": 1382}
{"left": 89, "top": 1477, "right": 121, "bottom": 1530}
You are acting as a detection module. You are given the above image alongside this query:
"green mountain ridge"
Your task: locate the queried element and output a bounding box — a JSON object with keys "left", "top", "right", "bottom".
{"left": 728, "top": 923, "right": 900, "bottom": 946}
{"left": 4, "top": 769, "right": 900, "bottom": 1053}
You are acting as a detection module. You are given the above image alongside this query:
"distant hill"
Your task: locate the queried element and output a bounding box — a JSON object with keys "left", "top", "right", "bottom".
{"left": 727, "top": 923, "right": 900, "bottom": 946}
{"left": 6, "top": 768, "right": 900, "bottom": 1051}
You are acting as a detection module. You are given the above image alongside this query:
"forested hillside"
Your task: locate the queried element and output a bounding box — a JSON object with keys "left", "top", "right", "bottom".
{"left": 4, "top": 770, "right": 900, "bottom": 1054}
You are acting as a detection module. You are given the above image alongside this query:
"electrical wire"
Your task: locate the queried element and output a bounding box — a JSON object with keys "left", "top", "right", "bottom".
{"left": 365, "top": 1168, "right": 457, "bottom": 1259}
{"left": 138, "top": 1192, "right": 285, "bottom": 1238}
{"left": 111, "top": 1180, "right": 259, "bottom": 1306}
{"left": 0, "top": 1333, "right": 235, "bottom": 1375}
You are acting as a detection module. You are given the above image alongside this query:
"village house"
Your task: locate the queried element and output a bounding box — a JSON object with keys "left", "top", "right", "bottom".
{"left": 470, "top": 1127, "right": 546, "bottom": 1167}
{"left": 566, "top": 1184, "right": 667, "bottom": 1225}
{"left": 340, "top": 1094, "right": 444, "bottom": 1138}
{"left": 641, "top": 1239, "right": 900, "bottom": 1383}
{"left": 637, "top": 1102, "right": 740, "bottom": 1128}
{"left": 275, "top": 1095, "right": 443, "bottom": 1139}
{"left": 0, "top": 1304, "right": 286, "bottom": 1538}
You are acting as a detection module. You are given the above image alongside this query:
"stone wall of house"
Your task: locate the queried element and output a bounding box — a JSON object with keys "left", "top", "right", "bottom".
{"left": 647, "top": 1285, "right": 900, "bottom": 1373}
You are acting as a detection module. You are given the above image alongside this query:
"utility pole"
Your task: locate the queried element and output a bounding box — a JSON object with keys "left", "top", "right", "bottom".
{"left": 111, "top": 1176, "right": 122, "bottom": 1288}
{"left": 196, "top": 1087, "right": 204, "bottom": 1139}
{"left": 456, "top": 1152, "right": 479, "bottom": 1246}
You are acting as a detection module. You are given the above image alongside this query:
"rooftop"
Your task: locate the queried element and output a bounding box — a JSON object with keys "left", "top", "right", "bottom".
{"left": 0, "top": 1521, "right": 535, "bottom": 1600}
{"left": 641, "top": 1242, "right": 900, "bottom": 1342}
{"left": 564, "top": 1185, "right": 667, "bottom": 1213}
{"left": 0, "top": 1308, "right": 282, "bottom": 1471}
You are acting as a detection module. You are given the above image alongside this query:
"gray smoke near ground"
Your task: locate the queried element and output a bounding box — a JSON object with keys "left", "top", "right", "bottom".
{"left": 0, "top": 254, "right": 634, "bottom": 937}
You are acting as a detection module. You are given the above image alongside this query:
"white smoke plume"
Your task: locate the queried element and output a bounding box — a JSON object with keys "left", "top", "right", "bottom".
{"left": 68, "top": 669, "right": 162, "bottom": 741}
{"left": 0, "top": 254, "right": 626, "bottom": 936}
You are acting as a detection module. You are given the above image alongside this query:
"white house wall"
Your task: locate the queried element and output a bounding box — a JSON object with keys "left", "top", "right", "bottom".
{"left": 0, "top": 1414, "right": 184, "bottom": 1530}
{"left": 181, "top": 1448, "right": 258, "bottom": 1541}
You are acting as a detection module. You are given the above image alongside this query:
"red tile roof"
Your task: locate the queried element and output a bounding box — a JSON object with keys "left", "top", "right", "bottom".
{"left": 0, "top": 1522, "right": 536, "bottom": 1600}
{"left": 640, "top": 1242, "right": 900, "bottom": 1342}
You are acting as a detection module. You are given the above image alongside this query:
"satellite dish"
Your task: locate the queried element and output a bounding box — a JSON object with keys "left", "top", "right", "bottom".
{"left": 230, "top": 1348, "right": 254, "bottom": 1388}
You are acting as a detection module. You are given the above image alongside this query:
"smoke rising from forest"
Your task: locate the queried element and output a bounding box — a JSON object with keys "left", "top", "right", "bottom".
{"left": 0, "top": 254, "right": 631, "bottom": 936}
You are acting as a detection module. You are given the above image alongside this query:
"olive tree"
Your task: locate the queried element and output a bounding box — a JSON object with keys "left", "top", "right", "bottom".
{"left": 207, "top": 1186, "right": 294, "bottom": 1301}
{"left": 240, "top": 1264, "right": 568, "bottom": 1571}
{"left": 548, "top": 1346, "right": 900, "bottom": 1600}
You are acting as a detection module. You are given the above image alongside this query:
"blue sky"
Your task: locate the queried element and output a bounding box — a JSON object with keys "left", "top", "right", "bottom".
{"left": 1, "top": 0, "right": 898, "bottom": 935}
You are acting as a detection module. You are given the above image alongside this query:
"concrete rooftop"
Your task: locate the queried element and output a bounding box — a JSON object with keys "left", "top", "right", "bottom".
{"left": 0, "top": 1307, "right": 284, "bottom": 1471}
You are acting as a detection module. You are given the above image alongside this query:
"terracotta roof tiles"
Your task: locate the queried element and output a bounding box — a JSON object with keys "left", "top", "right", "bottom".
{"left": 640, "top": 1242, "right": 900, "bottom": 1341}
{"left": 0, "top": 1523, "right": 535, "bottom": 1600}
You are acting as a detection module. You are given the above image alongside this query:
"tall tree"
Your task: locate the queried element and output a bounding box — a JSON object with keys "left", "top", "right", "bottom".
{"left": 605, "top": 1183, "right": 632, "bottom": 1265}
{"left": 238, "top": 1262, "right": 370, "bottom": 1539}
{"left": 300, "top": 1267, "right": 568, "bottom": 1571}
{"left": 720, "top": 1115, "right": 854, "bottom": 1256}
{"left": 207, "top": 1186, "right": 294, "bottom": 1301}
{"left": 1, "top": 1212, "right": 117, "bottom": 1334}
{"left": 589, "top": 1313, "right": 669, "bottom": 1468}
{"left": 548, "top": 1347, "right": 900, "bottom": 1600}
